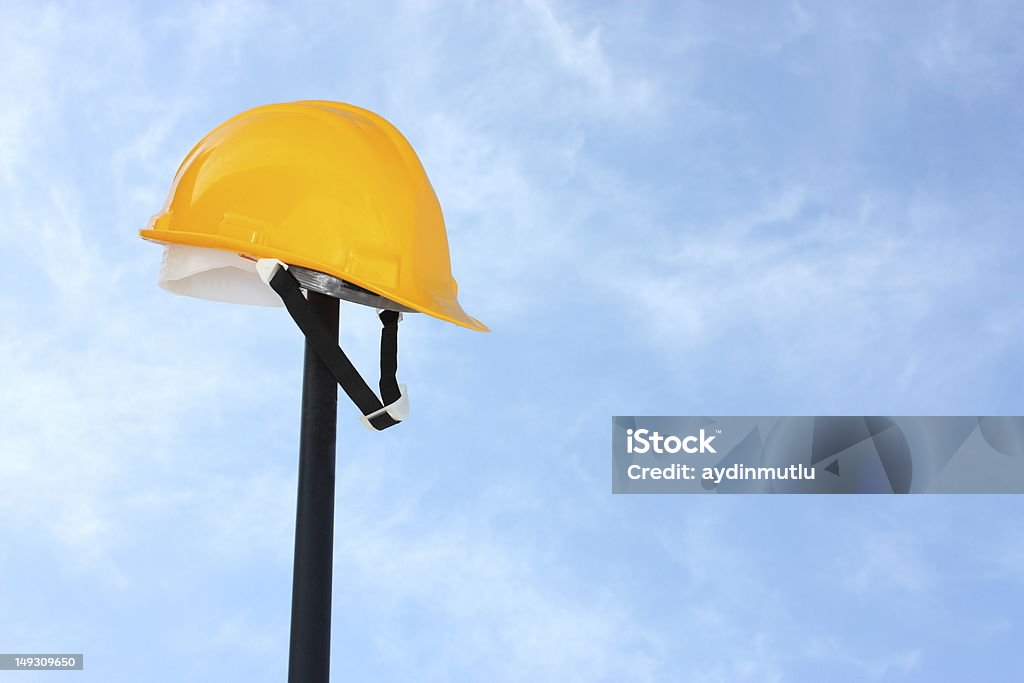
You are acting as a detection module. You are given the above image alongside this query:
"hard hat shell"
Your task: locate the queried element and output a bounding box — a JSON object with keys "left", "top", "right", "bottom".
{"left": 140, "top": 100, "right": 486, "bottom": 332}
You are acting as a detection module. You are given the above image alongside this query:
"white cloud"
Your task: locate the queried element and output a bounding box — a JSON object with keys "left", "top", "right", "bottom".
{"left": 807, "top": 636, "right": 923, "bottom": 680}
{"left": 321, "top": 457, "right": 666, "bottom": 681}
{"left": 0, "top": 3, "right": 63, "bottom": 182}
{"left": 578, "top": 182, "right": 1022, "bottom": 412}
{"left": 524, "top": 0, "right": 654, "bottom": 110}
{"left": 842, "top": 530, "right": 937, "bottom": 596}
{"left": 911, "top": 1, "right": 1024, "bottom": 96}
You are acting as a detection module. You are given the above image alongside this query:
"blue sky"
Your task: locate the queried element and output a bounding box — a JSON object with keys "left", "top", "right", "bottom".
{"left": 1, "top": 1, "right": 1023, "bottom": 681}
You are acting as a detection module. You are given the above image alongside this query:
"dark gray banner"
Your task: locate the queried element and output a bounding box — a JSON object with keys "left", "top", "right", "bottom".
{"left": 612, "top": 417, "right": 1024, "bottom": 494}
{"left": 0, "top": 654, "right": 83, "bottom": 670}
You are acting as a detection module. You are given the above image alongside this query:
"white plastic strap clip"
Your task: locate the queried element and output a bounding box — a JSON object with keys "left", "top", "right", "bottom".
{"left": 256, "top": 258, "right": 287, "bottom": 286}
{"left": 359, "top": 383, "right": 410, "bottom": 431}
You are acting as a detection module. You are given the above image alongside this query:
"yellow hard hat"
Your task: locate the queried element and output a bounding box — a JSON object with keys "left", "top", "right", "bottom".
{"left": 140, "top": 100, "right": 486, "bottom": 332}
{"left": 141, "top": 101, "right": 486, "bottom": 431}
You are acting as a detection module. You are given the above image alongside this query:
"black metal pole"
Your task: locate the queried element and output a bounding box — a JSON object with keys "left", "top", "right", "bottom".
{"left": 288, "top": 290, "right": 339, "bottom": 683}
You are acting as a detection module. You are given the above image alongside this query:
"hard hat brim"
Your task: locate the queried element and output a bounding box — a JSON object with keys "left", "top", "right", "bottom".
{"left": 140, "top": 229, "right": 489, "bottom": 332}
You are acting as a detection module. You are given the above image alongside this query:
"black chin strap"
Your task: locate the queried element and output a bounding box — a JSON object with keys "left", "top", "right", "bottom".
{"left": 266, "top": 263, "right": 406, "bottom": 431}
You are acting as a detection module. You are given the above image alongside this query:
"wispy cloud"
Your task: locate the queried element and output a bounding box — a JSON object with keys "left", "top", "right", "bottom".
{"left": 911, "top": 1, "right": 1024, "bottom": 96}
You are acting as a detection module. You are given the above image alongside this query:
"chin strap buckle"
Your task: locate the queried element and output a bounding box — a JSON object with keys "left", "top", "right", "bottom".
{"left": 359, "top": 383, "right": 410, "bottom": 431}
